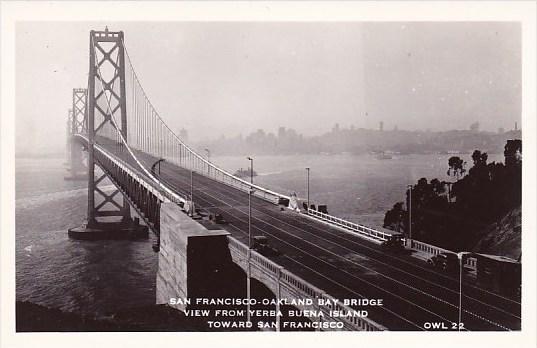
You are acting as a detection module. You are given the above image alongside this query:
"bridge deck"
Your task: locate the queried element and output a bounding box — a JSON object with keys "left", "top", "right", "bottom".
{"left": 101, "top": 143, "right": 521, "bottom": 331}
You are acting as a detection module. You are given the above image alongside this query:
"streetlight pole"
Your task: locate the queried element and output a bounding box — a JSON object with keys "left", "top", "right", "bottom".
{"left": 247, "top": 157, "right": 254, "bottom": 249}
{"left": 306, "top": 167, "right": 310, "bottom": 212}
{"left": 151, "top": 158, "right": 165, "bottom": 197}
{"left": 246, "top": 156, "right": 253, "bottom": 324}
{"left": 407, "top": 184, "right": 412, "bottom": 248}
{"left": 205, "top": 148, "right": 210, "bottom": 176}
{"left": 190, "top": 166, "right": 194, "bottom": 217}
{"left": 457, "top": 252, "right": 468, "bottom": 331}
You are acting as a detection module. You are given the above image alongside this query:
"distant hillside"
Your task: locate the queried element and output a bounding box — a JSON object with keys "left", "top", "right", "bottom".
{"left": 473, "top": 207, "right": 521, "bottom": 260}
{"left": 196, "top": 127, "right": 522, "bottom": 156}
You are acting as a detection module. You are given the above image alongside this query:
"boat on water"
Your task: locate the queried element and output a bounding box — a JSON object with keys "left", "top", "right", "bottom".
{"left": 234, "top": 168, "right": 258, "bottom": 178}
{"left": 375, "top": 151, "right": 393, "bottom": 160}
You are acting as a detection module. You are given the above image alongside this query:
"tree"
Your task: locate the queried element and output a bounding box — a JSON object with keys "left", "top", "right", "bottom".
{"left": 504, "top": 139, "right": 522, "bottom": 167}
{"left": 383, "top": 202, "right": 406, "bottom": 232}
{"left": 447, "top": 156, "right": 466, "bottom": 180}
{"left": 471, "top": 150, "right": 488, "bottom": 166}
{"left": 385, "top": 140, "right": 522, "bottom": 251}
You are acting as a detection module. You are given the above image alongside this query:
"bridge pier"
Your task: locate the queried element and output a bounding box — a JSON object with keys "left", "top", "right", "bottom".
{"left": 67, "top": 219, "right": 148, "bottom": 240}
{"left": 68, "top": 164, "right": 148, "bottom": 240}
{"left": 156, "top": 203, "right": 315, "bottom": 331}
{"left": 64, "top": 138, "right": 87, "bottom": 180}
{"left": 156, "top": 202, "right": 232, "bottom": 310}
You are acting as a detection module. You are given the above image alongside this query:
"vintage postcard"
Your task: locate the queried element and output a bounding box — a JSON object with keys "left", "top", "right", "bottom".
{"left": 1, "top": 1, "right": 536, "bottom": 348}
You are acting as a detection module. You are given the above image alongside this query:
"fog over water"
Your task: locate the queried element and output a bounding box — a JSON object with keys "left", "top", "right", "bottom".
{"left": 16, "top": 22, "right": 520, "bottom": 155}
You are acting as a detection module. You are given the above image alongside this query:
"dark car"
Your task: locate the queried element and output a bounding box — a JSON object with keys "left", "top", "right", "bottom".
{"left": 381, "top": 233, "right": 405, "bottom": 253}
{"left": 427, "top": 252, "right": 460, "bottom": 273}
{"left": 252, "top": 236, "right": 280, "bottom": 256}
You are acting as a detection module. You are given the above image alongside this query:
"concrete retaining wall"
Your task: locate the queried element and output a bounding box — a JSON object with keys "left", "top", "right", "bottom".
{"left": 156, "top": 202, "right": 229, "bottom": 311}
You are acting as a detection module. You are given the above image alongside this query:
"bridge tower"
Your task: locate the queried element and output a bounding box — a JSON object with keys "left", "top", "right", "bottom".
{"left": 65, "top": 108, "right": 72, "bottom": 165}
{"left": 64, "top": 89, "right": 87, "bottom": 180}
{"left": 86, "top": 28, "right": 131, "bottom": 228}
{"left": 69, "top": 29, "right": 146, "bottom": 240}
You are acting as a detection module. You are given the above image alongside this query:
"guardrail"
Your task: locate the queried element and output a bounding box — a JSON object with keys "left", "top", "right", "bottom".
{"left": 74, "top": 134, "right": 186, "bottom": 205}
{"left": 407, "top": 239, "right": 452, "bottom": 256}
{"left": 465, "top": 257, "right": 477, "bottom": 269}
{"left": 227, "top": 236, "right": 385, "bottom": 331}
{"left": 167, "top": 154, "right": 285, "bottom": 205}
{"left": 307, "top": 208, "right": 392, "bottom": 242}
{"left": 307, "top": 207, "right": 478, "bottom": 270}
{"left": 131, "top": 129, "right": 290, "bottom": 205}
{"left": 407, "top": 239, "right": 477, "bottom": 269}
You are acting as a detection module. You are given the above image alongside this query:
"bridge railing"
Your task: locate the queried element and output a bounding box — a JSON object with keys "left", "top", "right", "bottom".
{"left": 75, "top": 134, "right": 187, "bottom": 206}
{"left": 306, "top": 208, "right": 477, "bottom": 269}
{"left": 227, "top": 237, "right": 385, "bottom": 331}
{"left": 407, "top": 239, "right": 453, "bottom": 256}
{"left": 306, "top": 208, "right": 392, "bottom": 242}
{"left": 408, "top": 239, "right": 477, "bottom": 270}
{"left": 163, "top": 151, "right": 287, "bottom": 205}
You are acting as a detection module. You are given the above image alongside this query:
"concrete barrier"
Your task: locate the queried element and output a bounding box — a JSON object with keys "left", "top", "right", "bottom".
{"left": 156, "top": 202, "right": 230, "bottom": 311}
{"left": 228, "top": 236, "right": 386, "bottom": 331}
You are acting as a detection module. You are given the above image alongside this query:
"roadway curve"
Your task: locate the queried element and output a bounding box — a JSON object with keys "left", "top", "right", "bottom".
{"left": 100, "top": 143, "right": 521, "bottom": 331}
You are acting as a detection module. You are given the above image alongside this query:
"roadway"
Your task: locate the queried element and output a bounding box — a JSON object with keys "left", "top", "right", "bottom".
{"left": 100, "top": 143, "right": 521, "bottom": 331}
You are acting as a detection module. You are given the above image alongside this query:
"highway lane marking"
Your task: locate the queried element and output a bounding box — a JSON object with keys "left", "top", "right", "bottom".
{"left": 222, "top": 206, "right": 463, "bottom": 330}
{"left": 260, "top": 210, "right": 521, "bottom": 321}
{"left": 164, "top": 173, "right": 427, "bottom": 330}
{"left": 167, "top": 170, "right": 518, "bottom": 328}
{"left": 222, "top": 214, "right": 425, "bottom": 331}
{"left": 231, "top": 205, "right": 508, "bottom": 331}
{"left": 165, "top": 175, "right": 467, "bottom": 331}
{"left": 294, "top": 213, "right": 521, "bottom": 306}
{"left": 108, "top": 149, "right": 516, "bottom": 330}
{"left": 168, "top": 171, "right": 513, "bottom": 331}
{"left": 160, "top": 162, "right": 521, "bottom": 318}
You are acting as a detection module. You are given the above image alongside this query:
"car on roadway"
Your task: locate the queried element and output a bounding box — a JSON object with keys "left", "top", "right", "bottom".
{"left": 252, "top": 236, "right": 280, "bottom": 256}
{"left": 427, "top": 252, "right": 459, "bottom": 273}
{"left": 381, "top": 233, "right": 405, "bottom": 253}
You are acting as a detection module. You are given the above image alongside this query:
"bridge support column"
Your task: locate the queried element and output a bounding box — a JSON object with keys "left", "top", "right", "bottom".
{"left": 156, "top": 202, "right": 232, "bottom": 311}
{"left": 68, "top": 30, "right": 146, "bottom": 240}
{"left": 64, "top": 89, "right": 88, "bottom": 181}
{"left": 276, "top": 266, "right": 282, "bottom": 331}
{"left": 67, "top": 165, "right": 148, "bottom": 240}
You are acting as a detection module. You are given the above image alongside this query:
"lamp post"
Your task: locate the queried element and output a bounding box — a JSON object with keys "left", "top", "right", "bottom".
{"left": 305, "top": 167, "right": 310, "bottom": 212}
{"left": 190, "top": 168, "right": 194, "bottom": 217}
{"left": 151, "top": 159, "right": 165, "bottom": 196}
{"left": 205, "top": 148, "right": 211, "bottom": 176}
{"left": 457, "top": 252, "right": 469, "bottom": 331}
{"left": 246, "top": 156, "right": 253, "bottom": 323}
{"left": 407, "top": 184, "right": 412, "bottom": 248}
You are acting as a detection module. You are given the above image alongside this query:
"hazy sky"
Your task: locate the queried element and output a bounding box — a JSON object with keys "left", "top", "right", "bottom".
{"left": 16, "top": 21, "right": 520, "bottom": 153}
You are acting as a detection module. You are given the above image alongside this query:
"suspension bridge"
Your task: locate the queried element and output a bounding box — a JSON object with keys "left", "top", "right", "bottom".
{"left": 65, "top": 29, "right": 521, "bottom": 331}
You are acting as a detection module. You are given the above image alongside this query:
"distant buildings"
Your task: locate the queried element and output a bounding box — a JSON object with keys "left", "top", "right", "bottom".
{"left": 197, "top": 125, "right": 522, "bottom": 156}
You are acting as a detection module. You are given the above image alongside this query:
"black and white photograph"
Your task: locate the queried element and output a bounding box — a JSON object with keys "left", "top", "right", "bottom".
{"left": 1, "top": 1, "right": 536, "bottom": 348}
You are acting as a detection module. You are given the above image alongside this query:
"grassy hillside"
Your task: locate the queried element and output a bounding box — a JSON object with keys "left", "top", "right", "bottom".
{"left": 473, "top": 207, "right": 521, "bottom": 260}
